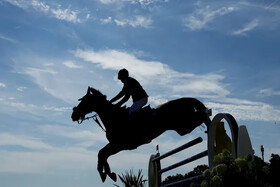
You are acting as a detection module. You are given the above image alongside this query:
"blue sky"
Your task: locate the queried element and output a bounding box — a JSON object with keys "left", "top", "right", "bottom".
{"left": 0, "top": 0, "right": 280, "bottom": 186}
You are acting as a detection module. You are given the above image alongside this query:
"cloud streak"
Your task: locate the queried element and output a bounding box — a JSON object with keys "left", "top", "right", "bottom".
{"left": 183, "top": 5, "right": 237, "bottom": 30}
{"left": 232, "top": 19, "right": 259, "bottom": 35}
{"left": 3, "top": 0, "right": 83, "bottom": 23}
{"left": 63, "top": 61, "right": 83, "bottom": 69}
{"left": 0, "top": 34, "right": 18, "bottom": 44}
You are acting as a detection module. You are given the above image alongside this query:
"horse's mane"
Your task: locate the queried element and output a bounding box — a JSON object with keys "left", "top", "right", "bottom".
{"left": 91, "top": 88, "right": 128, "bottom": 114}
{"left": 93, "top": 89, "right": 107, "bottom": 99}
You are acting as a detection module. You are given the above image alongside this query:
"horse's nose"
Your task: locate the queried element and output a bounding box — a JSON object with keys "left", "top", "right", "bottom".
{"left": 71, "top": 112, "right": 79, "bottom": 121}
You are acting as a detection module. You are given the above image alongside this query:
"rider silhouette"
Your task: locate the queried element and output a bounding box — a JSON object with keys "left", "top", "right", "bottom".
{"left": 109, "top": 69, "right": 148, "bottom": 114}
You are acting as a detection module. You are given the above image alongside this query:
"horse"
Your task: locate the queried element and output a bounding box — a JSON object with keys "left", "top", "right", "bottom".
{"left": 71, "top": 87, "right": 211, "bottom": 182}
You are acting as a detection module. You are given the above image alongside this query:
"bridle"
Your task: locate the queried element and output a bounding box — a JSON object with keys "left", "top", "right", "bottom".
{"left": 74, "top": 99, "right": 106, "bottom": 132}
{"left": 77, "top": 113, "right": 106, "bottom": 132}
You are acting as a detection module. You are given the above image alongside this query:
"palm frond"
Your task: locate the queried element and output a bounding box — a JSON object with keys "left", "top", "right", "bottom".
{"left": 117, "top": 169, "right": 147, "bottom": 187}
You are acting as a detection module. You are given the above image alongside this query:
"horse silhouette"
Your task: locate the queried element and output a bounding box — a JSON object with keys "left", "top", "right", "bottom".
{"left": 71, "top": 87, "right": 210, "bottom": 182}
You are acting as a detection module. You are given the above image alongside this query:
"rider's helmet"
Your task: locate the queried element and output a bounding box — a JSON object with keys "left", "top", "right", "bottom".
{"left": 118, "top": 68, "right": 129, "bottom": 80}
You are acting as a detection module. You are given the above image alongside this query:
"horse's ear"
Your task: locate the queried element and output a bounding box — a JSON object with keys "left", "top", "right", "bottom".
{"left": 87, "top": 86, "right": 91, "bottom": 95}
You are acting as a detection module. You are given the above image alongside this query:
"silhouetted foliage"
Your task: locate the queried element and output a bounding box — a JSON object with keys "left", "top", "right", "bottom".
{"left": 268, "top": 154, "right": 280, "bottom": 186}
{"left": 114, "top": 169, "right": 147, "bottom": 187}
{"left": 163, "top": 165, "right": 208, "bottom": 186}
{"left": 162, "top": 151, "right": 280, "bottom": 187}
{"left": 202, "top": 150, "right": 279, "bottom": 187}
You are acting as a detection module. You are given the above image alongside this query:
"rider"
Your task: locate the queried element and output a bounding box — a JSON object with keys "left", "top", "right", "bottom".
{"left": 109, "top": 68, "right": 148, "bottom": 114}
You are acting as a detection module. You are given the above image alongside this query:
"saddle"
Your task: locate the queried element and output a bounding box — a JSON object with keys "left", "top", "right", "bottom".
{"left": 129, "top": 105, "right": 154, "bottom": 116}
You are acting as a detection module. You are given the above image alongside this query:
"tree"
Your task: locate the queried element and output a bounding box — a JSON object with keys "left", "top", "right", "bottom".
{"left": 268, "top": 154, "right": 280, "bottom": 186}
{"left": 202, "top": 150, "right": 280, "bottom": 187}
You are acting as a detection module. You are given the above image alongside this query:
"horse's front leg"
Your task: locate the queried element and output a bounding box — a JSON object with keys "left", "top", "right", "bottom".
{"left": 97, "top": 143, "right": 121, "bottom": 182}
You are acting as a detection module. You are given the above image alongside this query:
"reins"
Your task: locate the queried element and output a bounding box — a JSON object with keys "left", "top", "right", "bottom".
{"left": 78, "top": 114, "right": 106, "bottom": 132}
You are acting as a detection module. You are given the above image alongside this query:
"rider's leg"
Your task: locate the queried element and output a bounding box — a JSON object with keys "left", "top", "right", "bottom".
{"left": 129, "top": 97, "right": 148, "bottom": 114}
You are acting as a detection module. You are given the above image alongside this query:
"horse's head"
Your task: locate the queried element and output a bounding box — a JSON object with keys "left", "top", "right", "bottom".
{"left": 71, "top": 86, "right": 107, "bottom": 122}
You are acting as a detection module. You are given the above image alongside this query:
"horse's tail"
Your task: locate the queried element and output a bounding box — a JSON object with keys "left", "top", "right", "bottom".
{"left": 193, "top": 98, "right": 212, "bottom": 130}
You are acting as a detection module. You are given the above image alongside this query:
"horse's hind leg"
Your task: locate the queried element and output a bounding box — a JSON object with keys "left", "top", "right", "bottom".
{"left": 97, "top": 143, "right": 121, "bottom": 182}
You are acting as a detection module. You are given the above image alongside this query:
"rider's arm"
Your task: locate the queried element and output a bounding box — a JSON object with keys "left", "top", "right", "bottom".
{"left": 116, "top": 94, "right": 130, "bottom": 107}
{"left": 110, "top": 90, "right": 125, "bottom": 104}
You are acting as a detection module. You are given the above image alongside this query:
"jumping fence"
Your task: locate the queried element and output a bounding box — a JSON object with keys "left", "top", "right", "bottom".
{"left": 148, "top": 112, "right": 248, "bottom": 187}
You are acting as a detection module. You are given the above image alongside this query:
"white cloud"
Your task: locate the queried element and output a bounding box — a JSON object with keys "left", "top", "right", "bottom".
{"left": 25, "top": 67, "right": 58, "bottom": 75}
{"left": 0, "top": 99, "right": 36, "bottom": 114}
{"left": 74, "top": 49, "right": 229, "bottom": 99}
{"left": 183, "top": 5, "right": 237, "bottom": 30}
{"left": 0, "top": 96, "right": 70, "bottom": 116}
{"left": 3, "top": 0, "right": 82, "bottom": 23}
{"left": 0, "top": 132, "right": 98, "bottom": 174}
{"left": 171, "top": 74, "right": 229, "bottom": 98}
{"left": 74, "top": 49, "right": 167, "bottom": 79}
{"left": 17, "top": 86, "right": 27, "bottom": 91}
{"left": 51, "top": 6, "right": 81, "bottom": 23}
{"left": 0, "top": 150, "right": 96, "bottom": 173}
{"left": 63, "top": 61, "right": 83, "bottom": 69}
{"left": 0, "top": 127, "right": 104, "bottom": 174}
{"left": 42, "top": 105, "right": 71, "bottom": 112}
{"left": 21, "top": 66, "right": 80, "bottom": 103}
{"left": 31, "top": 0, "right": 50, "bottom": 12}
{"left": 100, "top": 16, "right": 112, "bottom": 24}
{"left": 206, "top": 99, "right": 280, "bottom": 122}
{"left": 74, "top": 49, "right": 228, "bottom": 99}
{"left": 258, "top": 88, "right": 280, "bottom": 97}
{"left": 114, "top": 16, "right": 152, "bottom": 28}
{"left": 0, "top": 82, "right": 6, "bottom": 88}
{"left": 0, "top": 133, "right": 53, "bottom": 150}
{"left": 232, "top": 19, "right": 259, "bottom": 35}
{"left": 99, "top": 0, "right": 119, "bottom": 4}
{"left": 99, "top": 0, "right": 161, "bottom": 5}
{"left": 38, "top": 125, "right": 107, "bottom": 146}
{"left": 1, "top": 0, "right": 28, "bottom": 8}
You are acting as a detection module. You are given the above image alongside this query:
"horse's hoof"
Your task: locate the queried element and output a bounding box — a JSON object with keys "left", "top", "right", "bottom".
{"left": 99, "top": 172, "right": 107, "bottom": 182}
{"left": 108, "top": 172, "right": 117, "bottom": 182}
